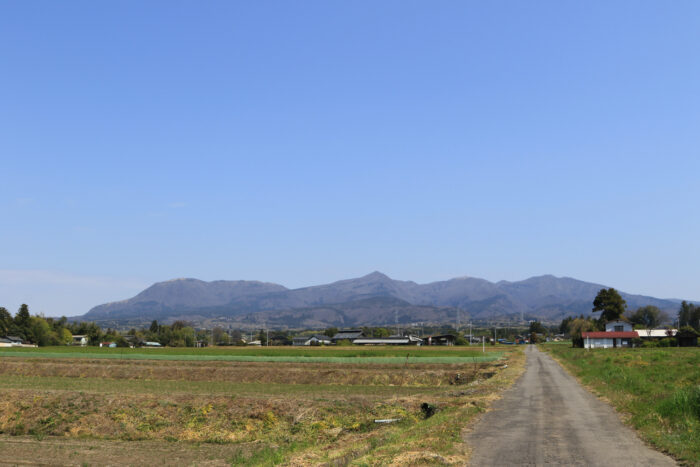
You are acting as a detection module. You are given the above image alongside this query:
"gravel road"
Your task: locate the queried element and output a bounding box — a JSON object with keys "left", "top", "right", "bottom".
{"left": 464, "top": 345, "right": 677, "bottom": 466}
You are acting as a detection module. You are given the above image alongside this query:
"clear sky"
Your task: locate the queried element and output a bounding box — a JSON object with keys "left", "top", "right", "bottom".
{"left": 1, "top": 1, "right": 699, "bottom": 317}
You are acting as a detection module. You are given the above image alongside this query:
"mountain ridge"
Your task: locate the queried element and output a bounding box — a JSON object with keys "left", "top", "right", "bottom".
{"left": 79, "top": 272, "right": 687, "bottom": 327}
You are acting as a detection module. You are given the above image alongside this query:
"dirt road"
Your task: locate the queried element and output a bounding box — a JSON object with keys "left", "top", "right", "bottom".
{"left": 464, "top": 345, "right": 676, "bottom": 466}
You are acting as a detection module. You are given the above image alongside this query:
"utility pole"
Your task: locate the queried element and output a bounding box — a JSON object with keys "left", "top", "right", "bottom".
{"left": 266, "top": 328, "right": 269, "bottom": 347}
{"left": 494, "top": 326, "right": 497, "bottom": 344}
{"left": 469, "top": 322, "right": 472, "bottom": 346}
{"left": 482, "top": 335, "right": 485, "bottom": 353}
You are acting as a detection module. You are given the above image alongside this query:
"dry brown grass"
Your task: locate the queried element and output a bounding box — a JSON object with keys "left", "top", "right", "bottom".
{"left": 0, "top": 358, "right": 489, "bottom": 386}
{"left": 0, "top": 348, "right": 524, "bottom": 465}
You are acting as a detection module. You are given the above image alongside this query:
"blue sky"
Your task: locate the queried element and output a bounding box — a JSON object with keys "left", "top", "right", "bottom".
{"left": 1, "top": 1, "right": 699, "bottom": 317}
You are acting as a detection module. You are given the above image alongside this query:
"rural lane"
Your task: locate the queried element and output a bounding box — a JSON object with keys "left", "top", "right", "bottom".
{"left": 464, "top": 345, "right": 677, "bottom": 466}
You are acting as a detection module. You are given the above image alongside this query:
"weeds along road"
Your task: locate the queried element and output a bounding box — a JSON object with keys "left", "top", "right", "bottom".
{"left": 464, "top": 345, "right": 677, "bottom": 466}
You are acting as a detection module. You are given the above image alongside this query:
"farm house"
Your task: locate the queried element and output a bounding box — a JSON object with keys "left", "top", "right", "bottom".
{"left": 582, "top": 320, "right": 638, "bottom": 349}
{"left": 425, "top": 334, "right": 457, "bottom": 346}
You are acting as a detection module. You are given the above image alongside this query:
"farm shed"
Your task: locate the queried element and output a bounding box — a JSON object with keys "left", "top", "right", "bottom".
{"left": 352, "top": 335, "right": 423, "bottom": 346}
{"left": 0, "top": 337, "right": 14, "bottom": 348}
{"left": 581, "top": 331, "right": 639, "bottom": 349}
{"left": 425, "top": 334, "right": 456, "bottom": 346}
{"left": 293, "top": 334, "right": 333, "bottom": 346}
{"left": 1, "top": 336, "right": 24, "bottom": 346}
{"left": 1, "top": 336, "right": 37, "bottom": 348}
{"left": 72, "top": 335, "right": 88, "bottom": 346}
{"left": 635, "top": 329, "right": 676, "bottom": 339}
{"left": 331, "top": 330, "right": 365, "bottom": 343}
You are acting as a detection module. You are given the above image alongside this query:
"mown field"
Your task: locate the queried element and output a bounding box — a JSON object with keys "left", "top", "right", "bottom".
{"left": 542, "top": 345, "right": 700, "bottom": 465}
{"left": 0, "top": 345, "right": 523, "bottom": 465}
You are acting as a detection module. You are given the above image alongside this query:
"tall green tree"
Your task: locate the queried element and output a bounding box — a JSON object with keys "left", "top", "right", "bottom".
{"left": 627, "top": 305, "right": 666, "bottom": 329}
{"left": 212, "top": 327, "right": 229, "bottom": 345}
{"left": 592, "top": 288, "right": 627, "bottom": 323}
{"left": 13, "top": 304, "right": 32, "bottom": 339}
{"left": 568, "top": 317, "right": 597, "bottom": 347}
{"left": 678, "top": 301, "right": 700, "bottom": 332}
{"left": 28, "top": 317, "right": 51, "bottom": 346}
{"left": 0, "top": 307, "right": 12, "bottom": 335}
{"left": 529, "top": 321, "right": 547, "bottom": 335}
{"left": 559, "top": 316, "right": 573, "bottom": 335}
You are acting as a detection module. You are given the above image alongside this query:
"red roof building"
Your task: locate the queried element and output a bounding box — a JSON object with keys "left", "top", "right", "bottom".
{"left": 581, "top": 330, "right": 639, "bottom": 349}
{"left": 581, "top": 331, "right": 638, "bottom": 339}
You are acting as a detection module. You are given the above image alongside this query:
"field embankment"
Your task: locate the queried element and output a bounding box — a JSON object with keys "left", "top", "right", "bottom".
{"left": 542, "top": 345, "right": 700, "bottom": 465}
{"left": 0, "top": 346, "right": 523, "bottom": 465}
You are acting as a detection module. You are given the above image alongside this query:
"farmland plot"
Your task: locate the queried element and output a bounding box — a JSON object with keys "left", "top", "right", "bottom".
{"left": 0, "top": 346, "right": 523, "bottom": 465}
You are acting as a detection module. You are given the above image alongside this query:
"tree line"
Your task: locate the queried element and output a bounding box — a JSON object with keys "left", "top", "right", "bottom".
{"left": 0, "top": 305, "right": 208, "bottom": 347}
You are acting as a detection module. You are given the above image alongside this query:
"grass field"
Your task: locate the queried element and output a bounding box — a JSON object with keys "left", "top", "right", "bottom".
{"left": 542, "top": 345, "right": 700, "bottom": 465}
{"left": 0, "top": 345, "right": 502, "bottom": 364}
{"left": 0, "top": 345, "right": 524, "bottom": 465}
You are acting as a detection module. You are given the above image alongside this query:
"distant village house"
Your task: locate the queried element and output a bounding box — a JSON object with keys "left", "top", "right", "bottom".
{"left": 72, "top": 335, "right": 88, "bottom": 346}
{"left": 292, "top": 334, "right": 333, "bottom": 346}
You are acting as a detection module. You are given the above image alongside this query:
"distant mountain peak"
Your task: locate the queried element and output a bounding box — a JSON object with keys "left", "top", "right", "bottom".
{"left": 361, "top": 271, "right": 391, "bottom": 280}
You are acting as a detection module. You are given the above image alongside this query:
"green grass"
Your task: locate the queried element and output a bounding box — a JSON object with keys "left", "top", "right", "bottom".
{"left": 0, "top": 346, "right": 502, "bottom": 363}
{"left": 542, "top": 345, "right": 700, "bottom": 465}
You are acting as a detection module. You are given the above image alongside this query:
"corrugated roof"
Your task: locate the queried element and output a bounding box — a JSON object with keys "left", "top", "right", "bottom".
{"left": 312, "top": 334, "right": 332, "bottom": 341}
{"left": 332, "top": 331, "right": 364, "bottom": 340}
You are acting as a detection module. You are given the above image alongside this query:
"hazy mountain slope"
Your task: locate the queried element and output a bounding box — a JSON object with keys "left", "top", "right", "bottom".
{"left": 81, "top": 272, "right": 684, "bottom": 326}
{"left": 231, "top": 296, "right": 460, "bottom": 329}
{"left": 84, "top": 278, "right": 287, "bottom": 320}
{"left": 412, "top": 276, "right": 501, "bottom": 307}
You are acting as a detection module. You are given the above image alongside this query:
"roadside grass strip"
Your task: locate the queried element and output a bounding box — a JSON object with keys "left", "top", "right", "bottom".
{"left": 542, "top": 345, "right": 700, "bottom": 465}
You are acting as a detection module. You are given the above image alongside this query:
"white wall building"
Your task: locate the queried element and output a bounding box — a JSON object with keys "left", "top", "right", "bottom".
{"left": 582, "top": 321, "right": 638, "bottom": 349}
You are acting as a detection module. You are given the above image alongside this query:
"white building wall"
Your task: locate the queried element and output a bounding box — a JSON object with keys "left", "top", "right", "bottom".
{"left": 584, "top": 338, "right": 614, "bottom": 349}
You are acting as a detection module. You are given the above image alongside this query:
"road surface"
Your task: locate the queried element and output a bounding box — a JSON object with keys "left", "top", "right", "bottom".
{"left": 464, "top": 345, "right": 676, "bottom": 466}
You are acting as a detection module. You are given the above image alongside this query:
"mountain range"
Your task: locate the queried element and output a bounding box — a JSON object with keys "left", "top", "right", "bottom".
{"left": 80, "top": 272, "right": 684, "bottom": 328}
